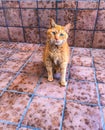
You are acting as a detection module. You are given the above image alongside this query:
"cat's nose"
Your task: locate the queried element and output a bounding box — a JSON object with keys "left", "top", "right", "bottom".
{"left": 55, "top": 36, "right": 58, "bottom": 41}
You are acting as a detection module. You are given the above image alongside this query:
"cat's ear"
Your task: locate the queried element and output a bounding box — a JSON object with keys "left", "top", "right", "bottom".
{"left": 64, "top": 23, "right": 71, "bottom": 33}
{"left": 50, "top": 18, "right": 56, "bottom": 28}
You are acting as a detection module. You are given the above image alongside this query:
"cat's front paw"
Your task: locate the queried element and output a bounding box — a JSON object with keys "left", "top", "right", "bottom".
{"left": 48, "top": 77, "right": 53, "bottom": 82}
{"left": 60, "top": 81, "right": 67, "bottom": 86}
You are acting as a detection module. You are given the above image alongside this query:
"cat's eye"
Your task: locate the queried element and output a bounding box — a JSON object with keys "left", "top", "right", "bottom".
{"left": 60, "top": 33, "right": 64, "bottom": 36}
{"left": 52, "top": 32, "right": 56, "bottom": 35}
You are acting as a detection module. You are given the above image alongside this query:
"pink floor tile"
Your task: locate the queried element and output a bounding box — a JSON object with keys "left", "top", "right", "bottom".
{"left": 0, "top": 72, "right": 14, "bottom": 89}
{"left": 96, "top": 70, "right": 105, "bottom": 83}
{"left": 22, "top": 62, "right": 44, "bottom": 75}
{"left": 36, "top": 77, "right": 66, "bottom": 98}
{"left": 67, "top": 79, "right": 97, "bottom": 104}
{"left": 70, "top": 66, "right": 94, "bottom": 81}
{"left": 73, "top": 48, "right": 91, "bottom": 57}
{"left": 0, "top": 92, "right": 30, "bottom": 123}
{"left": 98, "top": 83, "right": 105, "bottom": 105}
{"left": 19, "top": 127, "right": 32, "bottom": 130}
{"left": 8, "top": 73, "right": 39, "bottom": 93}
{"left": 2, "top": 42, "right": 36, "bottom": 52}
{"left": 63, "top": 102, "right": 102, "bottom": 130}
{"left": 9, "top": 51, "right": 32, "bottom": 61}
{"left": 14, "top": 43, "right": 36, "bottom": 52}
{"left": 0, "top": 58, "right": 5, "bottom": 65}
{"left": 72, "top": 55, "right": 92, "bottom": 67}
{"left": 0, "top": 48, "right": 13, "bottom": 59}
{"left": 103, "top": 108, "right": 105, "bottom": 121}
{"left": 30, "top": 45, "right": 44, "bottom": 63}
{"left": 0, "top": 60, "right": 24, "bottom": 73}
{"left": 22, "top": 96, "right": 63, "bottom": 129}
{"left": 0, "top": 123, "right": 16, "bottom": 130}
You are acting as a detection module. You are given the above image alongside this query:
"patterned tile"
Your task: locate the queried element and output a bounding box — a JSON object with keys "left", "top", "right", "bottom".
{"left": 0, "top": 60, "right": 24, "bottom": 73}
{"left": 5, "top": 9, "right": 22, "bottom": 26}
{"left": 72, "top": 55, "right": 92, "bottom": 67}
{"left": 93, "top": 31, "right": 105, "bottom": 49}
{"left": 22, "top": 96, "right": 63, "bottom": 129}
{"left": 21, "top": 9, "right": 38, "bottom": 27}
{"left": 22, "top": 62, "right": 44, "bottom": 75}
{"left": 9, "top": 51, "right": 32, "bottom": 61}
{"left": 0, "top": 92, "right": 30, "bottom": 122}
{"left": 57, "top": 1, "right": 76, "bottom": 8}
{"left": 19, "top": 127, "right": 32, "bottom": 130}
{"left": 103, "top": 108, "right": 105, "bottom": 121}
{"left": 0, "top": 72, "right": 14, "bottom": 89}
{"left": 63, "top": 102, "right": 102, "bottom": 130}
{"left": 0, "top": 9, "right": 6, "bottom": 26}
{"left": 0, "top": 57, "right": 4, "bottom": 65}
{"left": 70, "top": 66, "right": 94, "bottom": 82}
{"left": 100, "top": 0, "right": 105, "bottom": 8}
{"left": 0, "top": 123, "right": 16, "bottom": 130}
{"left": 77, "top": 10, "right": 97, "bottom": 30}
{"left": 24, "top": 28, "right": 39, "bottom": 43}
{"left": 14, "top": 42, "right": 36, "bottom": 52}
{"left": 57, "top": 10, "right": 75, "bottom": 29}
{"left": 96, "top": 10, "right": 105, "bottom": 30}
{"left": 20, "top": 1, "right": 37, "bottom": 8}
{"left": 73, "top": 47, "right": 91, "bottom": 57}
{"left": 78, "top": 1, "right": 98, "bottom": 8}
{"left": 38, "top": 9, "right": 56, "bottom": 28}
{"left": 92, "top": 49, "right": 105, "bottom": 71}
{"left": 0, "top": 27, "right": 9, "bottom": 41}
{"left": 30, "top": 45, "right": 44, "bottom": 63}
{"left": 40, "top": 29, "right": 47, "bottom": 44}
{"left": 9, "top": 27, "right": 24, "bottom": 42}
{"left": 67, "top": 79, "right": 97, "bottom": 104}
{"left": 2, "top": 1, "right": 19, "bottom": 8}
{"left": 0, "top": 48, "right": 13, "bottom": 59}
{"left": 36, "top": 77, "right": 65, "bottom": 99}
{"left": 98, "top": 83, "right": 105, "bottom": 106}
{"left": 8, "top": 73, "right": 39, "bottom": 93}
{"left": 68, "top": 30, "right": 74, "bottom": 46}
{"left": 75, "top": 31, "right": 93, "bottom": 48}
{"left": 0, "top": 1, "right": 2, "bottom": 7}
{"left": 38, "top": 0, "right": 55, "bottom": 8}
{"left": 96, "top": 70, "right": 105, "bottom": 83}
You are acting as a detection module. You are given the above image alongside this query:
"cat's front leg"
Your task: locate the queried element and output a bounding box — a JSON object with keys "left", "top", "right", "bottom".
{"left": 45, "top": 60, "right": 53, "bottom": 82}
{"left": 60, "top": 62, "right": 68, "bottom": 86}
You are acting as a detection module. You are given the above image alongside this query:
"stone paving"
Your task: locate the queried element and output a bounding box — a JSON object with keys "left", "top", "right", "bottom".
{"left": 0, "top": 42, "right": 105, "bottom": 130}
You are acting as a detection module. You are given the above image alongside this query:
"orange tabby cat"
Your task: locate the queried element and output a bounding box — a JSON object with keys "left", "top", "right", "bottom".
{"left": 43, "top": 19, "right": 70, "bottom": 86}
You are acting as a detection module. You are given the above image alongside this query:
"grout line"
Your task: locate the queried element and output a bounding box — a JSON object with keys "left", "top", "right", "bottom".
{"left": 18, "top": 1, "right": 26, "bottom": 42}
{"left": 0, "top": 6, "right": 105, "bottom": 10}
{"left": 1, "top": 1, "right": 10, "bottom": 43}
{"left": 67, "top": 99, "right": 98, "bottom": 107}
{"left": 36, "top": 0, "right": 41, "bottom": 44}
{"left": 0, "top": 119, "right": 17, "bottom": 126}
{"left": 91, "top": 48, "right": 105, "bottom": 129}
{"left": 91, "top": 0, "right": 100, "bottom": 48}
{"left": 59, "top": 47, "right": 74, "bottom": 130}
{"left": 73, "top": 1, "right": 78, "bottom": 46}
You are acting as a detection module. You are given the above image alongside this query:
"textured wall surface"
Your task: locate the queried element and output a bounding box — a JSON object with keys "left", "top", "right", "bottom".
{"left": 0, "top": 0, "right": 105, "bottom": 48}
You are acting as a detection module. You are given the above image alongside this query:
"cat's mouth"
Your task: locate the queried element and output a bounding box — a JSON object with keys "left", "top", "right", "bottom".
{"left": 54, "top": 40, "right": 63, "bottom": 46}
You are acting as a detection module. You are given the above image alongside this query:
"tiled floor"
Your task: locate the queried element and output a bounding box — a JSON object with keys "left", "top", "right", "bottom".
{"left": 0, "top": 42, "right": 105, "bottom": 130}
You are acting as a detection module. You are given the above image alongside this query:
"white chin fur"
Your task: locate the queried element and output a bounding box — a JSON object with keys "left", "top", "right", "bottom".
{"left": 55, "top": 41, "right": 63, "bottom": 46}
{"left": 50, "top": 40, "right": 65, "bottom": 46}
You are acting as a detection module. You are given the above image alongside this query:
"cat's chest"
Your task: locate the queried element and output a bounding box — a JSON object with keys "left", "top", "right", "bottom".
{"left": 49, "top": 48, "right": 61, "bottom": 65}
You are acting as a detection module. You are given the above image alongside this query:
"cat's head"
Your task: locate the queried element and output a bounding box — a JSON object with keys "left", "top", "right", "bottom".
{"left": 47, "top": 18, "right": 71, "bottom": 46}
